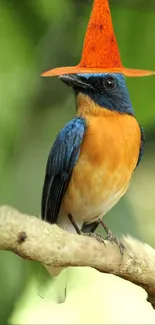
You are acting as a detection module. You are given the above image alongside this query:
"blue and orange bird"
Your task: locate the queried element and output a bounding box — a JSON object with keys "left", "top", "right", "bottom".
{"left": 41, "top": 0, "right": 154, "bottom": 247}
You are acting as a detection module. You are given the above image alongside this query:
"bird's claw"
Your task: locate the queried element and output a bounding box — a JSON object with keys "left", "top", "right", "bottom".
{"left": 82, "top": 232, "right": 106, "bottom": 245}
{"left": 83, "top": 230, "right": 125, "bottom": 254}
{"left": 105, "top": 230, "right": 125, "bottom": 254}
{"left": 100, "top": 220, "right": 125, "bottom": 254}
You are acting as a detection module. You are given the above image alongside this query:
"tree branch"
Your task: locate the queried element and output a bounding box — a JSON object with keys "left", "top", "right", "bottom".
{"left": 0, "top": 205, "right": 155, "bottom": 307}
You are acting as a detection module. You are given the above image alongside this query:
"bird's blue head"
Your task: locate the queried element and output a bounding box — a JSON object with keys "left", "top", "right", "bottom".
{"left": 59, "top": 73, "right": 134, "bottom": 115}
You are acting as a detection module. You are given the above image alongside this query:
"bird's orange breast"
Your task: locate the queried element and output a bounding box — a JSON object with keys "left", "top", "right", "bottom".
{"left": 62, "top": 109, "right": 141, "bottom": 224}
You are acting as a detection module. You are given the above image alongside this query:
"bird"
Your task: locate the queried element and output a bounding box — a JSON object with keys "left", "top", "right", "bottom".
{"left": 41, "top": 0, "right": 153, "bottom": 248}
{"left": 41, "top": 72, "right": 144, "bottom": 244}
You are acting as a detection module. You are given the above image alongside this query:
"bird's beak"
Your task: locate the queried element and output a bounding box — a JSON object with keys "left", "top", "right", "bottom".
{"left": 59, "top": 74, "right": 95, "bottom": 90}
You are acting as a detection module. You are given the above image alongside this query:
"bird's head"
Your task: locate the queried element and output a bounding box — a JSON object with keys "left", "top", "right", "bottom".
{"left": 59, "top": 73, "right": 134, "bottom": 115}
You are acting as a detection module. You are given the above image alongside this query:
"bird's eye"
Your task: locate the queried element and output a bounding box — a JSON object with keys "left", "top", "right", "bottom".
{"left": 103, "top": 77, "right": 116, "bottom": 91}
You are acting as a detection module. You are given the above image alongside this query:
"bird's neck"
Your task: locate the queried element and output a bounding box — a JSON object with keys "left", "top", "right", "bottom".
{"left": 76, "top": 93, "right": 118, "bottom": 117}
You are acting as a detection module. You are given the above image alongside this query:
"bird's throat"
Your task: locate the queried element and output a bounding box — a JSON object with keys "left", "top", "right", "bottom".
{"left": 76, "top": 93, "right": 118, "bottom": 117}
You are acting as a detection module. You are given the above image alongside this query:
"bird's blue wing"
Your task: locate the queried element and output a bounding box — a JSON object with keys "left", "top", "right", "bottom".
{"left": 41, "top": 117, "right": 86, "bottom": 224}
{"left": 136, "top": 124, "right": 145, "bottom": 167}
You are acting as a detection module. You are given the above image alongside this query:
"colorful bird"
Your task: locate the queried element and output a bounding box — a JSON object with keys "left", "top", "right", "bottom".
{"left": 41, "top": 0, "right": 154, "bottom": 248}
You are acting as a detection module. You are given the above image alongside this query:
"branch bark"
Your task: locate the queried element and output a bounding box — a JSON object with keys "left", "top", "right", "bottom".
{"left": 0, "top": 205, "right": 155, "bottom": 307}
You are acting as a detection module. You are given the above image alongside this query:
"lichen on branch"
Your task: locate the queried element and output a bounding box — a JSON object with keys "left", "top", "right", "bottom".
{"left": 0, "top": 205, "right": 155, "bottom": 307}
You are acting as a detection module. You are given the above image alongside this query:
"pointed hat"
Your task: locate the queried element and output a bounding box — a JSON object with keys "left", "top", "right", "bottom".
{"left": 41, "top": 0, "right": 154, "bottom": 77}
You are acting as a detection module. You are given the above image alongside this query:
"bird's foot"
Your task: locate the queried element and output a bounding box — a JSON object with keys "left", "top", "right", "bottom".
{"left": 100, "top": 220, "right": 125, "bottom": 254}
{"left": 105, "top": 230, "right": 125, "bottom": 254}
{"left": 67, "top": 213, "right": 124, "bottom": 252}
{"left": 82, "top": 232, "right": 106, "bottom": 245}
{"left": 68, "top": 214, "right": 105, "bottom": 245}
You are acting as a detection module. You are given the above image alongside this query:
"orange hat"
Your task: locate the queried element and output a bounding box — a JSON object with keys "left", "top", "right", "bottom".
{"left": 41, "top": 0, "right": 154, "bottom": 78}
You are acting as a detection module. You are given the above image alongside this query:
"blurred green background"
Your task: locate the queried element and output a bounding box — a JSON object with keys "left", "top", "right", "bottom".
{"left": 0, "top": 0, "right": 155, "bottom": 323}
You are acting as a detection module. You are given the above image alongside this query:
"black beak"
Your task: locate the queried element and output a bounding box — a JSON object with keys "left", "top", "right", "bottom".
{"left": 59, "top": 74, "right": 95, "bottom": 90}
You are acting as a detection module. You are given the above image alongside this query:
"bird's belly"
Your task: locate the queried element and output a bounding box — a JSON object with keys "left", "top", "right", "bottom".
{"left": 61, "top": 158, "right": 130, "bottom": 225}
